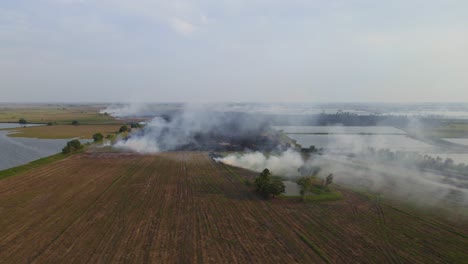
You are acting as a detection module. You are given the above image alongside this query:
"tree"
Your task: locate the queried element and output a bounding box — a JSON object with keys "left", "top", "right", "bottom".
{"left": 297, "top": 176, "right": 314, "bottom": 195}
{"left": 92, "top": 133, "right": 104, "bottom": 142}
{"left": 72, "top": 120, "right": 79, "bottom": 125}
{"left": 254, "top": 168, "right": 285, "bottom": 198}
{"left": 62, "top": 139, "right": 83, "bottom": 154}
{"left": 19, "top": 118, "right": 27, "bottom": 124}
{"left": 324, "top": 174, "right": 334, "bottom": 187}
{"left": 119, "top": 125, "right": 129, "bottom": 133}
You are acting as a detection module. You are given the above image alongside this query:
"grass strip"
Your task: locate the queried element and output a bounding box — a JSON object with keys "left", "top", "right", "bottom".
{"left": 295, "top": 231, "right": 330, "bottom": 263}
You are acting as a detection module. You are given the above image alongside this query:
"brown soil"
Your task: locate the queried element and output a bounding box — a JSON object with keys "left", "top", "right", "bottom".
{"left": 0, "top": 151, "right": 466, "bottom": 263}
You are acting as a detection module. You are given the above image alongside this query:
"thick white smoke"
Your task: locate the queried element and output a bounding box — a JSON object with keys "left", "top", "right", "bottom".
{"left": 215, "top": 149, "right": 304, "bottom": 177}
{"left": 111, "top": 104, "right": 279, "bottom": 153}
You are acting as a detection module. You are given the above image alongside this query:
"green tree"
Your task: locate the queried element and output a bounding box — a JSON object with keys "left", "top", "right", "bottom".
{"left": 324, "top": 174, "right": 334, "bottom": 187}
{"left": 62, "top": 139, "right": 83, "bottom": 154}
{"left": 297, "top": 176, "right": 314, "bottom": 195}
{"left": 119, "top": 125, "right": 129, "bottom": 133}
{"left": 254, "top": 168, "right": 285, "bottom": 198}
{"left": 19, "top": 118, "right": 27, "bottom": 124}
{"left": 71, "top": 120, "right": 79, "bottom": 125}
{"left": 92, "top": 133, "right": 104, "bottom": 142}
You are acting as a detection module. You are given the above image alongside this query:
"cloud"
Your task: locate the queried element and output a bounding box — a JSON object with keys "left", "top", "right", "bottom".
{"left": 170, "top": 18, "right": 198, "bottom": 35}
{"left": 200, "top": 15, "right": 209, "bottom": 25}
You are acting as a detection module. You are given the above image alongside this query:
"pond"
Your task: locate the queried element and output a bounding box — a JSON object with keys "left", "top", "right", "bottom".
{"left": 0, "top": 130, "right": 86, "bottom": 171}
{"left": 0, "top": 123, "right": 44, "bottom": 129}
{"left": 442, "top": 138, "right": 468, "bottom": 146}
{"left": 282, "top": 180, "right": 301, "bottom": 196}
{"left": 273, "top": 126, "right": 406, "bottom": 134}
{"left": 288, "top": 134, "right": 434, "bottom": 152}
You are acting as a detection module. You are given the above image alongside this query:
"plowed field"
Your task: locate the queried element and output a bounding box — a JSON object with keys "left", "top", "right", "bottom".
{"left": 0, "top": 151, "right": 467, "bottom": 263}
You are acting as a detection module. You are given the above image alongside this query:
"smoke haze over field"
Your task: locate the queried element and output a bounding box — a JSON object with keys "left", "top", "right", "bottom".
{"left": 105, "top": 102, "right": 468, "bottom": 209}
{"left": 114, "top": 104, "right": 286, "bottom": 152}
{"left": 216, "top": 150, "right": 468, "bottom": 209}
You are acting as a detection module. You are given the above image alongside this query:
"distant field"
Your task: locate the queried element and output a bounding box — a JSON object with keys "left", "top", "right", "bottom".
{"left": 0, "top": 104, "right": 120, "bottom": 124}
{"left": 7, "top": 124, "right": 122, "bottom": 139}
{"left": 0, "top": 151, "right": 466, "bottom": 263}
{"left": 429, "top": 122, "right": 468, "bottom": 138}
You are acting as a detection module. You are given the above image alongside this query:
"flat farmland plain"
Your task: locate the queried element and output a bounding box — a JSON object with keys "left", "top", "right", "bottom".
{"left": 0, "top": 151, "right": 467, "bottom": 263}
{"left": 7, "top": 124, "right": 123, "bottom": 139}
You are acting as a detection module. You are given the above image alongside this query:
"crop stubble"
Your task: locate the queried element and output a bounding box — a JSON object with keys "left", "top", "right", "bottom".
{"left": 0, "top": 151, "right": 466, "bottom": 263}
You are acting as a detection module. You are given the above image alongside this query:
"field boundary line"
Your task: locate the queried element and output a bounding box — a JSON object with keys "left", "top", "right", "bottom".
{"left": 294, "top": 231, "right": 330, "bottom": 263}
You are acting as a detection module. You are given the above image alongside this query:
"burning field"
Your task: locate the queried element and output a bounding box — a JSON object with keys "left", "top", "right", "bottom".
{"left": 0, "top": 150, "right": 467, "bottom": 263}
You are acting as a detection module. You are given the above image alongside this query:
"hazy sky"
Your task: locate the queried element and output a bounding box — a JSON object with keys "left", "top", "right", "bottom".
{"left": 1, "top": 0, "right": 468, "bottom": 102}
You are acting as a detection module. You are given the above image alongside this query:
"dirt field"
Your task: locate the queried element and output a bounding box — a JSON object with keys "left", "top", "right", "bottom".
{"left": 0, "top": 151, "right": 467, "bottom": 263}
{"left": 7, "top": 124, "right": 123, "bottom": 139}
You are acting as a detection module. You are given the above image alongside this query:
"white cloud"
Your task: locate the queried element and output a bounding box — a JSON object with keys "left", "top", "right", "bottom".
{"left": 170, "top": 18, "right": 197, "bottom": 35}
{"left": 200, "top": 15, "right": 209, "bottom": 24}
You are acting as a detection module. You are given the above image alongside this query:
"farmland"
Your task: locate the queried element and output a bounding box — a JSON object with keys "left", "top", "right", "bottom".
{"left": 0, "top": 151, "right": 466, "bottom": 263}
{"left": 7, "top": 124, "right": 123, "bottom": 139}
{"left": 0, "top": 104, "right": 119, "bottom": 124}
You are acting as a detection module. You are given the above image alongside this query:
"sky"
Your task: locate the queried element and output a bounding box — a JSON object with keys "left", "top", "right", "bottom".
{"left": 1, "top": 0, "right": 468, "bottom": 103}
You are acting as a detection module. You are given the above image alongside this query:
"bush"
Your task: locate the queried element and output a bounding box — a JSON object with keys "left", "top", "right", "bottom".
{"left": 71, "top": 120, "right": 79, "bottom": 125}
{"left": 19, "top": 118, "right": 27, "bottom": 124}
{"left": 130, "top": 122, "right": 143, "bottom": 128}
{"left": 93, "top": 133, "right": 104, "bottom": 142}
{"left": 119, "top": 125, "right": 129, "bottom": 133}
{"left": 62, "top": 139, "right": 83, "bottom": 154}
{"left": 254, "top": 168, "right": 285, "bottom": 198}
{"left": 47, "top": 122, "right": 53, "bottom": 126}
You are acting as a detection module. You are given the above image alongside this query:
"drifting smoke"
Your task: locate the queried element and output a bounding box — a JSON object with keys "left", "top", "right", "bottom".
{"left": 113, "top": 104, "right": 289, "bottom": 153}
{"left": 215, "top": 149, "right": 304, "bottom": 177}
{"left": 217, "top": 142, "right": 468, "bottom": 210}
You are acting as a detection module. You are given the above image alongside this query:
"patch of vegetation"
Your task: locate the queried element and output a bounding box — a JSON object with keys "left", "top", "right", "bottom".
{"left": 130, "top": 122, "right": 143, "bottom": 128}
{"left": 93, "top": 132, "right": 104, "bottom": 142}
{"left": 301, "top": 191, "right": 343, "bottom": 202}
{"left": 19, "top": 118, "right": 27, "bottom": 124}
{"left": 0, "top": 153, "right": 66, "bottom": 180}
{"left": 293, "top": 173, "right": 342, "bottom": 202}
{"left": 62, "top": 139, "right": 84, "bottom": 154}
{"left": 119, "top": 125, "right": 130, "bottom": 133}
{"left": 72, "top": 120, "right": 79, "bottom": 125}
{"left": 254, "top": 168, "right": 285, "bottom": 198}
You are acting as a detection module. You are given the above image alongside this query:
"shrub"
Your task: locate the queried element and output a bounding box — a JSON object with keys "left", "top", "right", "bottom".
{"left": 119, "top": 125, "right": 129, "bottom": 133}
{"left": 71, "top": 120, "right": 79, "bottom": 125}
{"left": 19, "top": 118, "right": 27, "bottom": 124}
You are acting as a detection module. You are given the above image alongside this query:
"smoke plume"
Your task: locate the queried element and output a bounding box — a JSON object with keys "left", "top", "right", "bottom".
{"left": 113, "top": 104, "right": 289, "bottom": 153}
